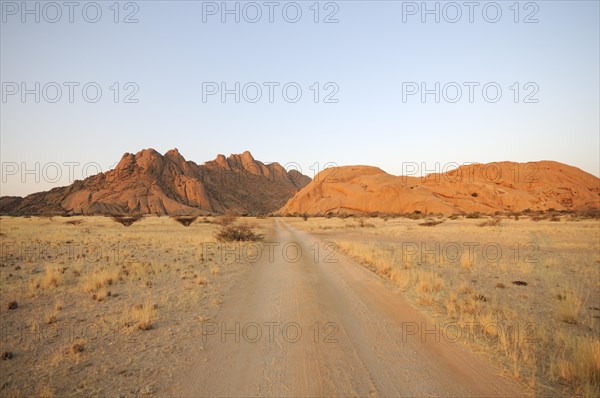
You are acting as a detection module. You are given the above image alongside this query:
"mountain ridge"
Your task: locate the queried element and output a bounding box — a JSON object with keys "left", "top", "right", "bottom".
{"left": 2, "top": 152, "right": 598, "bottom": 216}
{"left": 0, "top": 149, "right": 310, "bottom": 216}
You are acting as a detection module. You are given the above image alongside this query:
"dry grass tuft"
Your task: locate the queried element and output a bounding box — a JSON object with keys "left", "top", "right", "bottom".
{"left": 551, "top": 335, "right": 600, "bottom": 393}
{"left": 128, "top": 300, "right": 157, "bottom": 331}
{"left": 44, "top": 308, "right": 58, "bottom": 324}
{"left": 42, "top": 266, "right": 63, "bottom": 289}
{"left": 82, "top": 267, "right": 119, "bottom": 294}
{"left": 415, "top": 271, "right": 444, "bottom": 293}
{"left": 556, "top": 290, "right": 583, "bottom": 324}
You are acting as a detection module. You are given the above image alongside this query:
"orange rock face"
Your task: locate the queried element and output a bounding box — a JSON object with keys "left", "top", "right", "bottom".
{"left": 0, "top": 149, "right": 311, "bottom": 216}
{"left": 279, "top": 161, "right": 600, "bottom": 215}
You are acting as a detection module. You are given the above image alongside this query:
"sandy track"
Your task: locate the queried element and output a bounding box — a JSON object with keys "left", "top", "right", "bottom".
{"left": 172, "top": 220, "right": 525, "bottom": 397}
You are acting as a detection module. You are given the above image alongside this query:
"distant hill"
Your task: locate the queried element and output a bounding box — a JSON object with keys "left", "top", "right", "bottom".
{"left": 279, "top": 161, "right": 600, "bottom": 216}
{"left": 0, "top": 149, "right": 311, "bottom": 216}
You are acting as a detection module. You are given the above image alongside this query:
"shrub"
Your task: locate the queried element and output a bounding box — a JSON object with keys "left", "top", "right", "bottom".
{"left": 405, "top": 212, "right": 424, "bottom": 220}
{"left": 477, "top": 218, "right": 501, "bottom": 227}
{"left": 71, "top": 342, "right": 84, "bottom": 354}
{"left": 173, "top": 216, "right": 198, "bottom": 226}
{"left": 419, "top": 220, "right": 444, "bottom": 227}
{"left": 358, "top": 218, "right": 375, "bottom": 228}
{"left": 216, "top": 223, "right": 264, "bottom": 242}
{"left": 111, "top": 215, "right": 142, "bottom": 226}
{"left": 579, "top": 209, "right": 600, "bottom": 219}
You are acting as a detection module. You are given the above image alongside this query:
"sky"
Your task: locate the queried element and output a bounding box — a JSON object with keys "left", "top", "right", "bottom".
{"left": 1, "top": 0, "right": 599, "bottom": 196}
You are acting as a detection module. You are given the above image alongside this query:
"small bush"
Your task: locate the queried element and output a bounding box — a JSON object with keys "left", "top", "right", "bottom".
{"left": 465, "top": 212, "right": 481, "bottom": 219}
{"left": 173, "top": 216, "right": 198, "bottom": 226}
{"left": 216, "top": 223, "right": 264, "bottom": 242}
{"left": 71, "top": 342, "right": 84, "bottom": 354}
{"left": 579, "top": 208, "right": 600, "bottom": 219}
{"left": 358, "top": 218, "right": 375, "bottom": 228}
{"left": 477, "top": 218, "right": 501, "bottom": 227}
{"left": 111, "top": 215, "right": 142, "bottom": 226}
{"left": 404, "top": 212, "right": 424, "bottom": 220}
{"left": 419, "top": 220, "right": 444, "bottom": 227}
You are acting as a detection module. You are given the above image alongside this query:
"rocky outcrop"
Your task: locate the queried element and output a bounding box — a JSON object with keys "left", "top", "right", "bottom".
{"left": 0, "top": 149, "right": 311, "bottom": 216}
{"left": 279, "top": 161, "right": 600, "bottom": 215}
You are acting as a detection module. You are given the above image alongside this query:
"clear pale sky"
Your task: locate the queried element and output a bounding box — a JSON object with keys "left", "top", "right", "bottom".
{"left": 1, "top": 0, "right": 599, "bottom": 196}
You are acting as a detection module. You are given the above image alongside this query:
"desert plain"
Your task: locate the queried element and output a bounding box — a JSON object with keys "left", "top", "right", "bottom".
{"left": 0, "top": 212, "right": 598, "bottom": 397}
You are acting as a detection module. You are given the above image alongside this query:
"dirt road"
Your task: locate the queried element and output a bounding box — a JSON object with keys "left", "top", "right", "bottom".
{"left": 172, "top": 220, "right": 525, "bottom": 397}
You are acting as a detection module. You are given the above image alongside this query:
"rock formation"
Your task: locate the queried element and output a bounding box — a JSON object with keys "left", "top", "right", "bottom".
{"left": 0, "top": 149, "right": 311, "bottom": 215}
{"left": 279, "top": 161, "right": 600, "bottom": 215}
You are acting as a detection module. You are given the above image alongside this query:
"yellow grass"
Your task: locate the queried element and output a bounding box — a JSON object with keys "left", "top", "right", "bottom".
{"left": 127, "top": 300, "right": 157, "bottom": 331}
{"left": 82, "top": 267, "right": 120, "bottom": 294}
{"left": 556, "top": 289, "right": 584, "bottom": 324}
